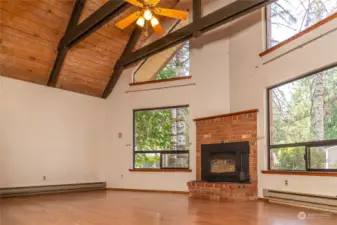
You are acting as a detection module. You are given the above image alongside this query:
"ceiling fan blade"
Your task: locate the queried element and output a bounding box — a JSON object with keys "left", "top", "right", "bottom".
{"left": 154, "top": 8, "right": 189, "bottom": 20}
{"left": 125, "top": 0, "right": 144, "bottom": 8}
{"left": 152, "top": 21, "right": 164, "bottom": 35}
{"left": 115, "top": 11, "right": 142, "bottom": 30}
{"left": 145, "top": 0, "right": 161, "bottom": 6}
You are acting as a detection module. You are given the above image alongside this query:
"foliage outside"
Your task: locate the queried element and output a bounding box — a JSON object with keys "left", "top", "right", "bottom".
{"left": 155, "top": 42, "right": 190, "bottom": 80}
{"left": 270, "top": 67, "right": 337, "bottom": 170}
{"left": 268, "top": 0, "right": 337, "bottom": 170}
{"left": 134, "top": 107, "right": 189, "bottom": 168}
{"left": 268, "top": 0, "right": 337, "bottom": 47}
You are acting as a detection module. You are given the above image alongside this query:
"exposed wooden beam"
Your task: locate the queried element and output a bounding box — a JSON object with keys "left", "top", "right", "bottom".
{"left": 193, "top": 0, "right": 202, "bottom": 22}
{"left": 193, "top": 0, "right": 202, "bottom": 38}
{"left": 120, "top": 0, "right": 275, "bottom": 67}
{"left": 59, "top": 0, "right": 130, "bottom": 49}
{"left": 101, "top": 27, "right": 143, "bottom": 99}
{"left": 47, "top": 0, "right": 86, "bottom": 87}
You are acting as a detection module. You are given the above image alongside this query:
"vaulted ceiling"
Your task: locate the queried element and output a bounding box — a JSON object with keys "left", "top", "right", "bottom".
{"left": 1, "top": 0, "right": 273, "bottom": 98}
{"left": 0, "top": 0, "right": 183, "bottom": 97}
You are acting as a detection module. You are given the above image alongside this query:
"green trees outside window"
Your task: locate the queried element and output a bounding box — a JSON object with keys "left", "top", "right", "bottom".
{"left": 269, "top": 66, "right": 337, "bottom": 170}
{"left": 155, "top": 42, "right": 190, "bottom": 80}
{"left": 134, "top": 106, "right": 189, "bottom": 169}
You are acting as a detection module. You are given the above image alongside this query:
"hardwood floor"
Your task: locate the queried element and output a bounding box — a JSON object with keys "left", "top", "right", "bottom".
{"left": 1, "top": 190, "right": 336, "bottom": 225}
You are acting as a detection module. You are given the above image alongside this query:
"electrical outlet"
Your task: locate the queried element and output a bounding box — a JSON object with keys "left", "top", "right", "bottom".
{"left": 121, "top": 174, "right": 123, "bottom": 178}
{"left": 43, "top": 176, "right": 46, "bottom": 180}
{"left": 284, "top": 180, "right": 288, "bottom": 186}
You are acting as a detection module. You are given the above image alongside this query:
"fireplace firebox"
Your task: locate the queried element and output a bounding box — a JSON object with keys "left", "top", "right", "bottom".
{"left": 201, "top": 142, "right": 250, "bottom": 183}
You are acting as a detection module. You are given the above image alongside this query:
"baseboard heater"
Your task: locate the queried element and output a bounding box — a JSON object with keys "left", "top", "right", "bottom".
{"left": 0, "top": 182, "right": 106, "bottom": 198}
{"left": 263, "top": 189, "right": 337, "bottom": 213}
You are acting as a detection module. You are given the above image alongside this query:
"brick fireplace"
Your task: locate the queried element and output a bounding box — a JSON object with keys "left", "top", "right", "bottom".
{"left": 187, "top": 109, "right": 258, "bottom": 201}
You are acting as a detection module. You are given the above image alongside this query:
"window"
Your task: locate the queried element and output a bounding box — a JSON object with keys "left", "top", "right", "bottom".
{"left": 133, "top": 106, "right": 189, "bottom": 169}
{"left": 133, "top": 42, "right": 190, "bottom": 83}
{"left": 155, "top": 42, "right": 190, "bottom": 81}
{"left": 267, "top": 65, "right": 337, "bottom": 171}
{"left": 266, "top": 0, "right": 337, "bottom": 48}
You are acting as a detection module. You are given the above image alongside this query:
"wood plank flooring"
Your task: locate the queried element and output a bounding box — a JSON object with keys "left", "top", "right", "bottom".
{"left": 1, "top": 190, "right": 336, "bottom": 225}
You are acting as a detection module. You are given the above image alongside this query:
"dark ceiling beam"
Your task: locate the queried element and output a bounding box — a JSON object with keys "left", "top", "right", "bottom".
{"left": 120, "top": 0, "right": 275, "bottom": 67}
{"left": 193, "top": 0, "right": 202, "bottom": 22}
{"left": 47, "top": 0, "right": 86, "bottom": 87}
{"left": 102, "top": 27, "right": 143, "bottom": 99}
{"left": 193, "top": 0, "right": 202, "bottom": 38}
{"left": 59, "top": 0, "right": 130, "bottom": 49}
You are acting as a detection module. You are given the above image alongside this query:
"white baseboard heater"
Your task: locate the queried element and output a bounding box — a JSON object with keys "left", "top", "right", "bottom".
{"left": 263, "top": 189, "right": 337, "bottom": 213}
{"left": 0, "top": 182, "right": 106, "bottom": 198}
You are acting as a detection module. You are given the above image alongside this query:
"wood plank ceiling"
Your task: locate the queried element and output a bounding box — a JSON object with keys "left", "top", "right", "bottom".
{"left": 0, "top": 0, "right": 180, "bottom": 97}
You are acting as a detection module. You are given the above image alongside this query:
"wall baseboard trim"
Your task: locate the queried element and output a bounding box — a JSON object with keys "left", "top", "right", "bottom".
{"left": 0, "top": 182, "right": 106, "bottom": 198}
{"left": 107, "top": 188, "right": 189, "bottom": 195}
{"left": 258, "top": 197, "right": 269, "bottom": 202}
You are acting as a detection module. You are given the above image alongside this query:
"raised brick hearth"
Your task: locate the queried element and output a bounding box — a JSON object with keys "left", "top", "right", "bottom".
{"left": 187, "top": 110, "right": 258, "bottom": 201}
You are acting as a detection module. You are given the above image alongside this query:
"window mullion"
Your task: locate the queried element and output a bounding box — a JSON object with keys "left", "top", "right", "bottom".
{"left": 305, "top": 146, "right": 309, "bottom": 171}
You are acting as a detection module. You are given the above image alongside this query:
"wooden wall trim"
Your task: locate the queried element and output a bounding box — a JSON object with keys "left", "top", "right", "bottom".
{"left": 260, "top": 12, "right": 337, "bottom": 57}
{"left": 129, "top": 169, "right": 192, "bottom": 172}
{"left": 261, "top": 170, "right": 337, "bottom": 177}
{"left": 193, "top": 109, "right": 258, "bottom": 121}
{"left": 107, "top": 188, "right": 188, "bottom": 195}
{"left": 130, "top": 76, "right": 192, "bottom": 86}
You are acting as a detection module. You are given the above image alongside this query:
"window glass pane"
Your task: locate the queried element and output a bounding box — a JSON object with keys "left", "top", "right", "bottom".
{"left": 271, "top": 147, "right": 306, "bottom": 170}
{"left": 133, "top": 42, "right": 190, "bottom": 83}
{"left": 162, "top": 154, "right": 189, "bottom": 168}
{"left": 135, "top": 107, "right": 189, "bottom": 151}
{"left": 155, "top": 42, "right": 190, "bottom": 80}
{"left": 270, "top": 66, "right": 337, "bottom": 145}
{"left": 267, "top": 1, "right": 337, "bottom": 48}
{"left": 135, "top": 153, "right": 160, "bottom": 169}
{"left": 309, "top": 145, "right": 337, "bottom": 169}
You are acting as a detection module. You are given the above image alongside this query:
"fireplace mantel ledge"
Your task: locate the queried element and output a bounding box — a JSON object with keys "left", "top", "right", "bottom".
{"left": 193, "top": 109, "right": 258, "bottom": 122}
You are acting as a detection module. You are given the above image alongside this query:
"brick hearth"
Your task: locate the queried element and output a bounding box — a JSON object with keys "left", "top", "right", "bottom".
{"left": 187, "top": 109, "right": 258, "bottom": 201}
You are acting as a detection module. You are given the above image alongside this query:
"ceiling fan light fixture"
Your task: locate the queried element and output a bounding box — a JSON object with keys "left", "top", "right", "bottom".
{"left": 143, "top": 9, "right": 153, "bottom": 20}
{"left": 151, "top": 17, "right": 159, "bottom": 27}
{"left": 136, "top": 16, "right": 145, "bottom": 27}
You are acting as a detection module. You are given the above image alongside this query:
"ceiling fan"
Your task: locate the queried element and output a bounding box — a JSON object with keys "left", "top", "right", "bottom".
{"left": 115, "top": 0, "right": 189, "bottom": 35}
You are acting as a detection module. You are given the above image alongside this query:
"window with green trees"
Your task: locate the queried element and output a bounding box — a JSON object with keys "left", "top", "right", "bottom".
{"left": 155, "top": 42, "right": 190, "bottom": 80}
{"left": 268, "top": 65, "right": 337, "bottom": 171}
{"left": 133, "top": 106, "right": 189, "bottom": 169}
{"left": 267, "top": 0, "right": 337, "bottom": 48}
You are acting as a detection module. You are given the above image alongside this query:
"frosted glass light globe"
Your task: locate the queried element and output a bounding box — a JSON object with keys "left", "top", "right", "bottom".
{"left": 151, "top": 17, "right": 159, "bottom": 27}
{"left": 136, "top": 17, "right": 145, "bottom": 27}
{"left": 144, "top": 9, "right": 153, "bottom": 21}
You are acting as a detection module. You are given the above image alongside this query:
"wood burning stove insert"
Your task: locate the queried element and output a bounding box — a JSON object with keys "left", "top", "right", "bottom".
{"left": 201, "top": 142, "right": 250, "bottom": 183}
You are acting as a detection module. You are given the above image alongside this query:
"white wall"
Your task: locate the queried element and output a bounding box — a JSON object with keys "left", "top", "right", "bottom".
{"left": 0, "top": 76, "right": 106, "bottom": 187}
{"left": 229, "top": 10, "right": 337, "bottom": 197}
{"left": 99, "top": 0, "right": 232, "bottom": 192}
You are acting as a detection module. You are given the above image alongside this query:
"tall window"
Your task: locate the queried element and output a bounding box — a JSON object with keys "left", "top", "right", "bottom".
{"left": 266, "top": 0, "right": 337, "bottom": 48}
{"left": 267, "top": 65, "right": 337, "bottom": 171}
{"left": 133, "top": 106, "right": 189, "bottom": 169}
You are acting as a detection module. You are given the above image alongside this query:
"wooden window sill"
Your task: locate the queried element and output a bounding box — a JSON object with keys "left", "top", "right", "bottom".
{"left": 130, "top": 76, "right": 192, "bottom": 86}
{"left": 129, "top": 169, "right": 192, "bottom": 173}
{"left": 261, "top": 170, "right": 337, "bottom": 177}
{"left": 260, "top": 12, "right": 337, "bottom": 57}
